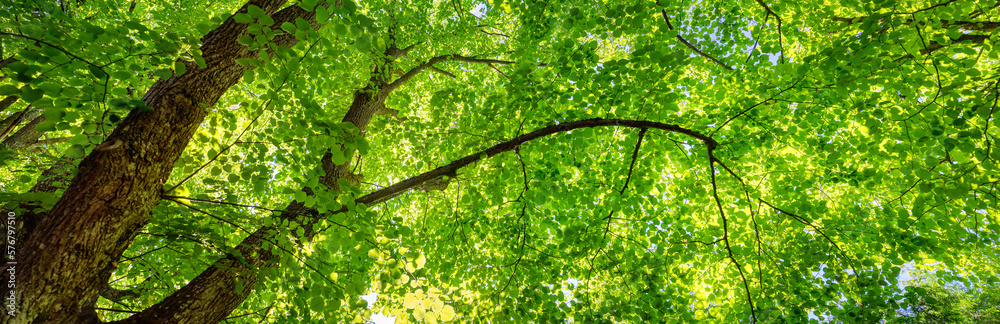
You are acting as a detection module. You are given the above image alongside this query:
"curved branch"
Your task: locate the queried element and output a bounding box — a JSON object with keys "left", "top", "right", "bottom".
{"left": 756, "top": 198, "right": 857, "bottom": 274}
{"left": 358, "top": 118, "right": 716, "bottom": 205}
{"left": 386, "top": 41, "right": 422, "bottom": 59}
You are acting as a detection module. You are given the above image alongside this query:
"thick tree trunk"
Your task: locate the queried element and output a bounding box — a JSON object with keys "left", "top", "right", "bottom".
{"left": 7, "top": 0, "right": 479, "bottom": 322}
{"left": 6, "top": 0, "right": 292, "bottom": 322}
{"left": 118, "top": 55, "right": 390, "bottom": 324}
{"left": 116, "top": 24, "right": 524, "bottom": 321}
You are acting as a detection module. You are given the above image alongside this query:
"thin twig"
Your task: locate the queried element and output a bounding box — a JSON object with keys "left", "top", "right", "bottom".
{"left": 658, "top": 11, "right": 734, "bottom": 70}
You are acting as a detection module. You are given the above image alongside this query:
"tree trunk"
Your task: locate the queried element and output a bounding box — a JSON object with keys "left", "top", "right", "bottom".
{"left": 117, "top": 45, "right": 393, "bottom": 324}
{"left": 6, "top": 0, "right": 293, "bottom": 322}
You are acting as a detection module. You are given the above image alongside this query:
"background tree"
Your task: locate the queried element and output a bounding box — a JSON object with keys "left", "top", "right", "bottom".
{"left": 886, "top": 269, "right": 1000, "bottom": 323}
{"left": 0, "top": 0, "right": 998, "bottom": 323}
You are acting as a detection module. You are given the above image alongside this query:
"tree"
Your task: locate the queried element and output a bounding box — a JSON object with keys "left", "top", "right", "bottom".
{"left": 0, "top": 0, "right": 997, "bottom": 322}
{"left": 887, "top": 270, "right": 1000, "bottom": 323}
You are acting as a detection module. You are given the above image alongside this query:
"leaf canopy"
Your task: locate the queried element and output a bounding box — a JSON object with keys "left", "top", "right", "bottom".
{"left": 0, "top": 0, "right": 998, "bottom": 322}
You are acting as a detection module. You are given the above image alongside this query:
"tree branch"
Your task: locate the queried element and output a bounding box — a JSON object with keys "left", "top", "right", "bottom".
{"left": 830, "top": 15, "right": 1000, "bottom": 32}
{"left": 920, "top": 33, "right": 990, "bottom": 55}
{"left": 429, "top": 65, "right": 456, "bottom": 78}
{"left": 706, "top": 150, "right": 757, "bottom": 322}
{"left": 0, "top": 95, "right": 18, "bottom": 115}
{"left": 659, "top": 10, "right": 734, "bottom": 70}
{"left": 383, "top": 54, "right": 514, "bottom": 95}
{"left": 711, "top": 78, "right": 801, "bottom": 137}
{"left": 1, "top": 115, "right": 46, "bottom": 150}
{"left": 0, "top": 104, "right": 34, "bottom": 141}
{"left": 357, "top": 119, "right": 716, "bottom": 206}
{"left": 0, "top": 32, "right": 104, "bottom": 70}
{"left": 753, "top": 0, "right": 785, "bottom": 64}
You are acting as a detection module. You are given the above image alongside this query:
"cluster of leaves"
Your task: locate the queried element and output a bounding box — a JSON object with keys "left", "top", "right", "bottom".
{"left": 885, "top": 270, "right": 1000, "bottom": 323}
{"left": 1, "top": 0, "right": 999, "bottom": 322}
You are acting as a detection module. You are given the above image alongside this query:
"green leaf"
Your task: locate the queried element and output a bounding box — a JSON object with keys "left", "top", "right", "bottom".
{"left": 20, "top": 87, "right": 44, "bottom": 103}
{"left": 330, "top": 148, "right": 347, "bottom": 165}
{"left": 281, "top": 22, "right": 296, "bottom": 34}
{"left": 243, "top": 70, "right": 255, "bottom": 82}
{"left": 299, "top": 0, "right": 318, "bottom": 11}
{"left": 235, "top": 58, "right": 259, "bottom": 67}
{"left": 155, "top": 69, "right": 173, "bottom": 80}
{"left": 0, "top": 85, "right": 18, "bottom": 96}
{"left": 334, "top": 23, "right": 348, "bottom": 36}
{"left": 154, "top": 40, "right": 180, "bottom": 53}
{"left": 237, "top": 35, "right": 255, "bottom": 46}
{"left": 174, "top": 61, "right": 186, "bottom": 76}
{"left": 258, "top": 15, "right": 274, "bottom": 26}
{"left": 316, "top": 6, "right": 329, "bottom": 21}
{"left": 233, "top": 13, "right": 253, "bottom": 23}
{"left": 43, "top": 107, "right": 66, "bottom": 122}
{"left": 65, "top": 145, "right": 86, "bottom": 158}
{"left": 88, "top": 65, "right": 108, "bottom": 80}
{"left": 20, "top": 50, "right": 48, "bottom": 64}
{"left": 193, "top": 54, "right": 207, "bottom": 69}
{"left": 354, "top": 35, "right": 370, "bottom": 52}
{"left": 247, "top": 5, "right": 265, "bottom": 18}
{"left": 295, "top": 18, "right": 310, "bottom": 32}
{"left": 34, "top": 120, "right": 56, "bottom": 133}
{"left": 309, "top": 297, "right": 325, "bottom": 309}
{"left": 6, "top": 61, "right": 28, "bottom": 74}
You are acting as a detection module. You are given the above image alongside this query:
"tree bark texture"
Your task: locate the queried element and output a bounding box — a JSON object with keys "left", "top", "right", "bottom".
{"left": 7, "top": 0, "right": 298, "bottom": 322}
{"left": 7, "top": 0, "right": 490, "bottom": 322}
{"left": 0, "top": 103, "right": 34, "bottom": 142}
{"left": 0, "top": 95, "right": 19, "bottom": 116}
{"left": 1, "top": 115, "right": 45, "bottom": 150}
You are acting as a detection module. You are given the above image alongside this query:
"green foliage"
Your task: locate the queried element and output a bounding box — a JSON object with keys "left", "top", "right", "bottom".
{"left": 1, "top": 0, "right": 999, "bottom": 322}
{"left": 886, "top": 271, "right": 1000, "bottom": 323}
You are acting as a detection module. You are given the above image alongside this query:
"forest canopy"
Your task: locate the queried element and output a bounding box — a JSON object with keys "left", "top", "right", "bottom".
{"left": 0, "top": 0, "right": 998, "bottom": 323}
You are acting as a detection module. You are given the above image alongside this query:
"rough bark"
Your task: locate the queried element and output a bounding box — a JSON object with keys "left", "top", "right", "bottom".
{"left": 13, "top": 157, "right": 77, "bottom": 243}
{"left": 1, "top": 115, "right": 45, "bottom": 150}
{"left": 114, "top": 10, "right": 475, "bottom": 321}
{"left": 0, "top": 103, "right": 34, "bottom": 141}
{"left": 117, "top": 24, "right": 393, "bottom": 324}
{"left": 10, "top": 0, "right": 506, "bottom": 322}
{"left": 0, "top": 95, "right": 18, "bottom": 115}
{"left": 7, "top": 0, "right": 294, "bottom": 322}
{"left": 104, "top": 3, "right": 331, "bottom": 324}
{"left": 0, "top": 156, "right": 76, "bottom": 322}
